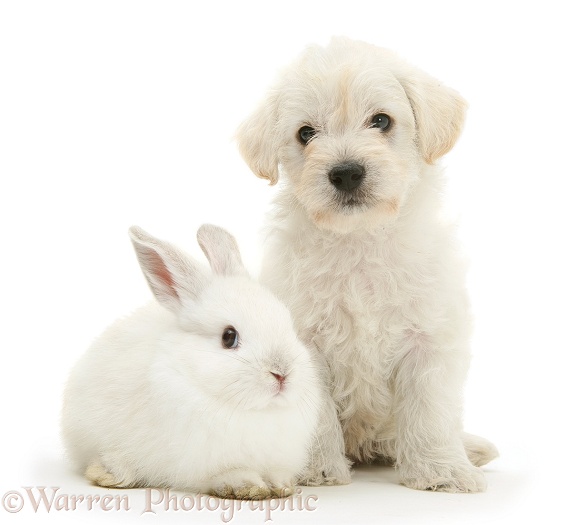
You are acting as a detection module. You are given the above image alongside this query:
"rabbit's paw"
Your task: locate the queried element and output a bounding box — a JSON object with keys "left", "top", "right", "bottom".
{"left": 400, "top": 459, "right": 487, "bottom": 493}
{"left": 265, "top": 472, "right": 295, "bottom": 498}
{"left": 269, "top": 486, "right": 294, "bottom": 498}
{"left": 209, "top": 469, "right": 273, "bottom": 500}
{"left": 85, "top": 460, "right": 128, "bottom": 488}
{"left": 211, "top": 483, "right": 273, "bottom": 501}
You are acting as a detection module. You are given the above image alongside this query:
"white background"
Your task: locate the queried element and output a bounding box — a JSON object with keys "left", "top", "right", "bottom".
{"left": 1, "top": 1, "right": 584, "bottom": 523}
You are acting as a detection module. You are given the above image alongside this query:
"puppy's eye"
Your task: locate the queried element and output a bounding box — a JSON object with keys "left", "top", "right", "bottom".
{"left": 221, "top": 326, "right": 239, "bottom": 349}
{"left": 298, "top": 126, "right": 316, "bottom": 145}
{"left": 370, "top": 114, "right": 393, "bottom": 132}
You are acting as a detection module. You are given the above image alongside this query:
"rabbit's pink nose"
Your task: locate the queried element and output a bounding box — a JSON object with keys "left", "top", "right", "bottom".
{"left": 271, "top": 372, "right": 286, "bottom": 384}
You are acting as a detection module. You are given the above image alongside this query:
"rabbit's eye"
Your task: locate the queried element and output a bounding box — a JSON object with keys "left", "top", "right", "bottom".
{"left": 221, "top": 326, "right": 239, "bottom": 349}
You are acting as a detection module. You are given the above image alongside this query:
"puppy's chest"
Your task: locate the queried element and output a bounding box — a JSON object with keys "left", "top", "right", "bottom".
{"left": 287, "top": 241, "right": 413, "bottom": 365}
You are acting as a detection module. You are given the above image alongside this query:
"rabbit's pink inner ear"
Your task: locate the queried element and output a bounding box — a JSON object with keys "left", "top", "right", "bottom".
{"left": 144, "top": 250, "right": 179, "bottom": 301}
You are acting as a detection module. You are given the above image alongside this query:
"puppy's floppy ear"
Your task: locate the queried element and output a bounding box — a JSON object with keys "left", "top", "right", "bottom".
{"left": 236, "top": 90, "right": 281, "bottom": 185}
{"left": 397, "top": 67, "right": 467, "bottom": 164}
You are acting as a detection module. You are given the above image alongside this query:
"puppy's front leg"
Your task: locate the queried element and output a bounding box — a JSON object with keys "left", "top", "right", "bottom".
{"left": 298, "top": 391, "right": 352, "bottom": 486}
{"left": 393, "top": 337, "right": 486, "bottom": 493}
{"left": 298, "top": 349, "right": 352, "bottom": 486}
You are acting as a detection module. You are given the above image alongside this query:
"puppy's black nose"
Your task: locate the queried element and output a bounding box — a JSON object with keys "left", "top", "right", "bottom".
{"left": 328, "top": 162, "right": 365, "bottom": 192}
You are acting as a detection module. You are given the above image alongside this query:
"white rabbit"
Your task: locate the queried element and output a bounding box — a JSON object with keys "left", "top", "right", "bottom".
{"left": 61, "top": 224, "right": 322, "bottom": 500}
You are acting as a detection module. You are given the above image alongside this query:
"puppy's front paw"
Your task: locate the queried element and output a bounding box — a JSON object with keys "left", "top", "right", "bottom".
{"left": 298, "top": 457, "right": 352, "bottom": 486}
{"left": 400, "top": 461, "right": 487, "bottom": 493}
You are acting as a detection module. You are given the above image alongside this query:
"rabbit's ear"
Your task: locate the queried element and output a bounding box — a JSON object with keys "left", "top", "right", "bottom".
{"left": 196, "top": 224, "right": 248, "bottom": 277}
{"left": 129, "top": 226, "right": 208, "bottom": 314}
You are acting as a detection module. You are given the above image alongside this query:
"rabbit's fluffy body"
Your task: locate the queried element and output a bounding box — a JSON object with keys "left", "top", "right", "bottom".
{"left": 62, "top": 226, "right": 321, "bottom": 498}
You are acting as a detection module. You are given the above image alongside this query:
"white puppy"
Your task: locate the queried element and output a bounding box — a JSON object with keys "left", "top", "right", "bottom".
{"left": 237, "top": 37, "right": 498, "bottom": 492}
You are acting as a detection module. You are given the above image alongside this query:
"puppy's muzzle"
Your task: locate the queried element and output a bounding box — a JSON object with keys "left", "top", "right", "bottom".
{"left": 328, "top": 162, "right": 365, "bottom": 192}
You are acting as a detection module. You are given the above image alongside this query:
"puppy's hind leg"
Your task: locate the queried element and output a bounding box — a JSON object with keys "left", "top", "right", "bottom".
{"left": 462, "top": 432, "right": 499, "bottom": 467}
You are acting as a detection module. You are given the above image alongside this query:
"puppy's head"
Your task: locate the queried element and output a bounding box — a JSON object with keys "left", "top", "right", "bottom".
{"left": 237, "top": 37, "right": 466, "bottom": 233}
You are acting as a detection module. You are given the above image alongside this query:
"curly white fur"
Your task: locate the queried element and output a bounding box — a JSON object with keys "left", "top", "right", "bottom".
{"left": 237, "top": 37, "right": 498, "bottom": 492}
